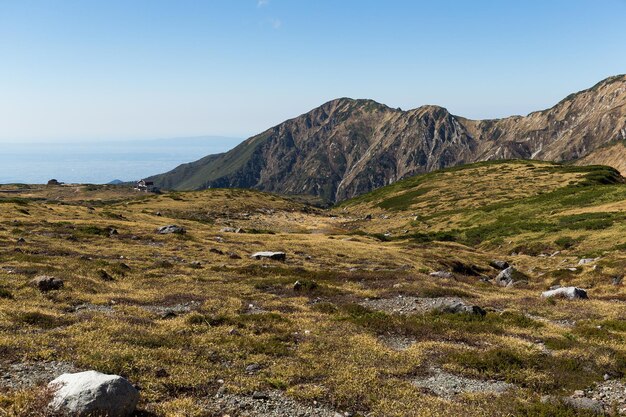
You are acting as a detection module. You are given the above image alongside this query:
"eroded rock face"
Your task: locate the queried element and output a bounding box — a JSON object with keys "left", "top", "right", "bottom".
{"left": 48, "top": 371, "right": 139, "bottom": 417}
{"left": 541, "top": 287, "right": 588, "bottom": 300}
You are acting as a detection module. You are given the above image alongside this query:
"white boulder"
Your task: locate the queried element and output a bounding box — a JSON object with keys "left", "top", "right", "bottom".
{"left": 48, "top": 370, "right": 139, "bottom": 417}
{"left": 541, "top": 286, "right": 588, "bottom": 300}
{"left": 250, "top": 251, "right": 286, "bottom": 261}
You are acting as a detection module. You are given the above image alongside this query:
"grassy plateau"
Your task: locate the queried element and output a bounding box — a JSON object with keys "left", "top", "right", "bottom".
{"left": 1, "top": 160, "right": 626, "bottom": 416}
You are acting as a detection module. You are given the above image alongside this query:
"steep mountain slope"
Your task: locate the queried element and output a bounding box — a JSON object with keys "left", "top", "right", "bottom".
{"left": 149, "top": 75, "right": 626, "bottom": 202}
{"left": 573, "top": 140, "right": 626, "bottom": 175}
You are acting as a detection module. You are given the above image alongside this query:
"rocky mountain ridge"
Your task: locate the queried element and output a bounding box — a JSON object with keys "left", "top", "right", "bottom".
{"left": 149, "top": 75, "right": 626, "bottom": 202}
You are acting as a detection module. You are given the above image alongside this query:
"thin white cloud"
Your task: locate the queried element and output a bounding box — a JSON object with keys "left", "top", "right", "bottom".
{"left": 257, "top": 0, "right": 269, "bottom": 7}
{"left": 270, "top": 18, "right": 282, "bottom": 29}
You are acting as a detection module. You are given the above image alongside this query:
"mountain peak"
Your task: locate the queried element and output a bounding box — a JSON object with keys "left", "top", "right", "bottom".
{"left": 149, "top": 75, "right": 626, "bottom": 203}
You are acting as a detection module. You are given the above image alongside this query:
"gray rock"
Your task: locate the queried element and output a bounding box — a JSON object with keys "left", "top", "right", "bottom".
{"left": 250, "top": 251, "right": 286, "bottom": 261}
{"left": 48, "top": 370, "right": 139, "bottom": 417}
{"left": 156, "top": 225, "right": 186, "bottom": 234}
{"left": 490, "top": 260, "right": 510, "bottom": 270}
{"left": 541, "top": 286, "right": 588, "bottom": 300}
{"left": 31, "top": 275, "right": 64, "bottom": 292}
{"left": 245, "top": 363, "right": 262, "bottom": 373}
{"left": 252, "top": 391, "right": 270, "bottom": 400}
{"left": 495, "top": 266, "right": 526, "bottom": 287}
{"left": 433, "top": 299, "right": 486, "bottom": 316}
{"left": 429, "top": 271, "right": 453, "bottom": 279}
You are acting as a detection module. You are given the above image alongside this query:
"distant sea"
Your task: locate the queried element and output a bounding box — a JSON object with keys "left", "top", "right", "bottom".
{"left": 0, "top": 136, "right": 242, "bottom": 184}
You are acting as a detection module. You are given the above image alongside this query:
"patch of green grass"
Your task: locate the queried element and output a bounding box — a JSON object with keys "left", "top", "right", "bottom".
{"left": 13, "top": 311, "right": 70, "bottom": 329}
{"left": 377, "top": 187, "right": 433, "bottom": 210}
{"left": 554, "top": 236, "right": 581, "bottom": 249}
{"left": 558, "top": 212, "right": 617, "bottom": 231}
{"left": 0, "top": 287, "right": 13, "bottom": 299}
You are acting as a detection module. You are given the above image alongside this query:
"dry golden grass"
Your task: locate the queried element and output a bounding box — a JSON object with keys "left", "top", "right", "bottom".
{"left": 1, "top": 161, "right": 625, "bottom": 416}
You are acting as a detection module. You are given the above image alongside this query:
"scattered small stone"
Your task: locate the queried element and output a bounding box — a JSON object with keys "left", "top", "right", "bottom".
{"left": 210, "top": 248, "right": 225, "bottom": 255}
{"left": 156, "top": 225, "right": 186, "bottom": 234}
{"left": 30, "top": 275, "right": 64, "bottom": 292}
{"left": 433, "top": 299, "right": 486, "bottom": 316}
{"left": 0, "top": 361, "right": 76, "bottom": 390}
{"left": 245, "top": 363, "right": 262, "bottom": 374}
{"left": 207, "top": 390, "right": 340, "bottom": 416}
{"left": 190, "top": 261, "right": 203, "bottom": 269}
{"left": 108, "top": 228, "right": 119, "bottom": 236}
{"left": 612, "top": 275, "right": 623, "bottom": 286}
{"left": 412, "top": 368, "right": 512, "bottom": 399}
{"left": 228, "top": 252, "right": 242, "bottom": 259}
{"left": 252, "top": 391, "right": 270, "bottom": 400}
{"left": 16, "top": 237, "right": 26, "bottom": 244}
{"left": 429, "top": 271, "right": 453, "bottom": 279}
{"left": 562, "top": 397, "right": 603, "bottom": 415}
{"left": 578, "top": 258, "right": 599, "bottom": 266}
{"left": 541, "top": 286, "right": 588, "bottom": 300}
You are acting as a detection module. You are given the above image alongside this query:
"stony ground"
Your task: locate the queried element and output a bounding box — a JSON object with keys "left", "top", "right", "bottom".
{"left": 1, "top": 161, "right": 626, "bottom": 416}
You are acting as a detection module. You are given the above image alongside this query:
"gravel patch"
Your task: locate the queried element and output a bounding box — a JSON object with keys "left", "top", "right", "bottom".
{"left": 379, "top": 335, "right": 418, "bottom": 351}
{"left": 140, "top": 300, "right": 202, "bottom": 316}
{"left": 573, "top": 379, "right": 626, "bottom": 414}
{"left": 206, "top": 390, "right": 344, "bottom": 417}
{"left": 412, "top": 368, "right": 513, "bottom": 399}
{"left": 0, "top": 361, "right": 77, "bottom": 391}
{"left": 360, "top": 296, "right": 465, "bottom": 315}
{"left": 71, "top": 303, "right": 115, "bottom": 314}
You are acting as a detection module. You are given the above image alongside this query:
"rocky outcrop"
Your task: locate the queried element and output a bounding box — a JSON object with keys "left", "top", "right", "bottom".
{"left": 149, "top": 75, "right": 626, "bottom": 202}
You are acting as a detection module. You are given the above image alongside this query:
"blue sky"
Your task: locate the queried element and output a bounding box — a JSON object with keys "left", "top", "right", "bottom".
{"left": 1, "top": 0, "right": 625, "bottom": 142}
